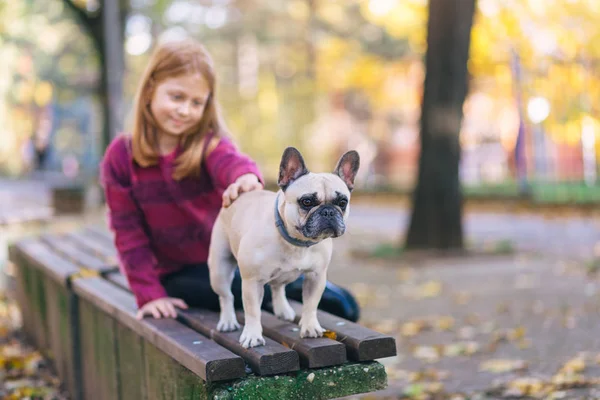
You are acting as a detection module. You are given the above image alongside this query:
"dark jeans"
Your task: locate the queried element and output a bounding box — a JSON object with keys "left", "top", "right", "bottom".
{"left": 162, "top": 263, "right": 360, "bottom": 322}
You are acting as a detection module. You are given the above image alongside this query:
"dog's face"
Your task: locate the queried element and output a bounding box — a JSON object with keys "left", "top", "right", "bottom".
{"left": 277, "top": 147, "right": 360, "bottom": 241}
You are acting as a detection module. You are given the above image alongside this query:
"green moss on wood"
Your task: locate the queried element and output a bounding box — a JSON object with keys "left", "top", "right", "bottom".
{"left": 209, "top": 361, "right": 387, "bottom": 400}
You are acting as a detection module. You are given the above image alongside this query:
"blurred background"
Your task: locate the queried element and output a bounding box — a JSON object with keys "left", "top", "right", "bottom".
{"left": 1, "top": 0, "right": 599, "bottom": 204}
{"left": 3, "top": 2, "right": 600, "bottom": 398}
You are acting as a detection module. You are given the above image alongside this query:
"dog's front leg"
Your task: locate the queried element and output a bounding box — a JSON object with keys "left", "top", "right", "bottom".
{"left": 239, "top": 279, "right": 266, "bottom": 348}
{"left": 299, "top": 271, "right": 326, "bottom": 338}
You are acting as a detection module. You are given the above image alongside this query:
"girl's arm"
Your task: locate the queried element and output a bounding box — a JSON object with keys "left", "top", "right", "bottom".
{"left": 204, "top": 137, "right": 264, "bottom": 190}
{"left": 100, "top": 137, "right": 168, "bottom": 308}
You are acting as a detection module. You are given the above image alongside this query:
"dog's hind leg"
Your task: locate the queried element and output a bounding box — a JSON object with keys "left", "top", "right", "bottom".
{"left": 270, "top": 283, "right": 296, "bottom": 322}
{"left": 208, "top": 218, "right": 240, "bottom": 332}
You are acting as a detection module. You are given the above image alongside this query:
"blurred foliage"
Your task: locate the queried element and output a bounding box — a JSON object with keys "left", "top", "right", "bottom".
{"left": 1, "top": 0, "right": 600, "bottom": 192}
{"left": 0, "top": 1, "right": 100, "bottom": 175}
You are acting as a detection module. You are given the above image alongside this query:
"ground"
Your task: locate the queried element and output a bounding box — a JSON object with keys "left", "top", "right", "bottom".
{"left": 1, "top": 178, "right": 600, "bottom": 399}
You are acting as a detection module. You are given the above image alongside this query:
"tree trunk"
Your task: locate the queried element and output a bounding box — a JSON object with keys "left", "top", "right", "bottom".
{"left": 102, "top": 0, "right": 125, "bottom": 147}
{"left": 405, "top": 0, "right": 476, "bottom": 250}
{"left": 61, "top": 0, "right": 125, "bottom": 152}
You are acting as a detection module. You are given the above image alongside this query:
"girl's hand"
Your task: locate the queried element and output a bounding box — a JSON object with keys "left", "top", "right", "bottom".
{"left": 222, "top": 173, "right": 263, "bottom": 208}
{"left": 136, "top": 297, "right": 188, "bottom": 319}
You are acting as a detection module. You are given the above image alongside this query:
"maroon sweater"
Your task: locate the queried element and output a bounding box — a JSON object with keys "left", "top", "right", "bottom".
{"left": 100, "top": 134, "right": 263, "bottom": 307}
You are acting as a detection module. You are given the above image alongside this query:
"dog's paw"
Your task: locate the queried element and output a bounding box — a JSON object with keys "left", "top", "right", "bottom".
{"left": 239, "top": 326, "right": 266, "bottom": 348}
{"left": 299, "top": 317, "right": 325, "bottom": 338}
{"left": 217, "top": 315, "right": 240, "bottom": 332}
{"left": 274, "top": 303, "right": 296, "bottom": 322}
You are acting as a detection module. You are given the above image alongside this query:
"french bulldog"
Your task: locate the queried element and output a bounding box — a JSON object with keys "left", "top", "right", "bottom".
{"left": 208, "top": 147, "right": 360, "bottom": 348}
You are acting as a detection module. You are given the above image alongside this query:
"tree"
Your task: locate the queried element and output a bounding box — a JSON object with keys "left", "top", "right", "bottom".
{"left": 405, "top": 0, "right": 476, "bottom": 250}
{"left": 62, "top": 0, "right": 127, "bottom": 151}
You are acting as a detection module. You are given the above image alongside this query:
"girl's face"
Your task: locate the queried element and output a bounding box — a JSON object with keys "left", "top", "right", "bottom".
{"left": 150, "top": 73, "right": 210, "bottom": 138}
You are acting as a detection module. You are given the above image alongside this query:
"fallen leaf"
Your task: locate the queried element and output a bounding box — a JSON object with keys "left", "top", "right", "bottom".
{"left": 508, "top": 326, "right": 526, "bottom": 341}
{"left": 504, "top": 377, "right": 546, "bottom": 397}
{"left": 435, "top": 316, "right": 455, "bottom": 331}
{"left": 444, "top": 341, "right": 480, "bottom": 357}
{"left": 479, "top": 359, "right": 528, "bottom": 373}
{"left": 420, "top": 281, "right": 442, "bottom": 298}
{"left": 401, "top": 320, "right": 429, "bottom": 337}
{"left": 370, "top": 319, "right": 396, "bottom": 335}
{"left": 559, "top": 356, "right": 585, "bottom": 374}
{"left": 323, "top": 330, "right": 337, "bottom": 340}
{"left": 413, "top": 346, "right": 441, "bottom": 363}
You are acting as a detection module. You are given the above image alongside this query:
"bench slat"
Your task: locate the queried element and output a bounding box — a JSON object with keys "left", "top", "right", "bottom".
{"left": 10, "top": 240, "right": 80, "bottom": 286}
{"left": 106, "top": 271, "right": 129, "bottom": 290}
{"left": 65, "top": 232, "right": 117, "bottom": 264}
{"left": 237, "top": 311, "right": 346, "bottom": 368}
{"left": 290, "top": 300, "right": 397, "bottom": 361}
{"left": 41, "top": 235, "right": 115, "bottom": 273}
{"left": 83, "top": 226, "right": 114, "bottom": 245}
{"left": 105, "top": 272, "right": 300, "bottom": 376}
{"left": 72, "top": 277, "right": 246, "bottom": 382}
{"left": 178, "top": 309, "right": 300, "bottom": 376}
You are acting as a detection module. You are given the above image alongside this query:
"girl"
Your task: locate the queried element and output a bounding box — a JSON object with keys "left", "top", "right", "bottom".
{"left": 101, "top": 38, "right": 359, "bottom": 322}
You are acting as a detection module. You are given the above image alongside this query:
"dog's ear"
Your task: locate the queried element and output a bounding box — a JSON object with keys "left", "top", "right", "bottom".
{"left": 334, "top": 150, "right": 360, "bottom": 192}
{"left": 278, "top": 147, "right": 309, "bottom": 191}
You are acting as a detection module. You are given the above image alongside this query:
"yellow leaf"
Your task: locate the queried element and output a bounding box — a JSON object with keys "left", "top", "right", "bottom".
{"left": 420, "top": 281, "right": 442, "bottom": 298}
{"left": 559, "top": 357, "right": 586, "bottom": 374}
{"left": 413, "top": 346, "right": 440, "bottom": 363}
{"left": 479, "top": 359, "right": 528, "bottom": 373}
{"left": 435, "top": 316, "right": 455, "bottom": 331}
{"left": 323, "top": 330, "right": 337, "bottom": 340}
{"left": 508, "top": 326, "right": 526, "bottom": 341}
{"left": 400, "top": 320, "right": 428, "bottom": 337}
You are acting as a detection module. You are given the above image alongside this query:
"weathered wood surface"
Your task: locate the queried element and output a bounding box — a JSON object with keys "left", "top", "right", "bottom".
{"left": 41, "top": 234, "right": 114, "bottom": 273}
{"left": 236, "top": 311, "right": 346, "bottom": 368}
{"left": 10, "top": 239, "right": 80, "bottom": 286}
{"left": 289, "top": 300, "right": 397, "bottom": 361}
{"left": 178, "top": 309, "right": 300, "bottom": 376}
{"left": 9, "top": 239, "right": 83, "bottom": 398}
{"left": 72, "top": 277, "right": 245, "bottom": 382}
{"left": 65, "top": 231, "right": 118, "bottom": 265}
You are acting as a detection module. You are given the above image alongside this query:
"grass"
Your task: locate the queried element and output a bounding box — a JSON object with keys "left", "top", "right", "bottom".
{"left": 356, "top": 239, "right": 515, "bottom": 262}
{"left": 463, "top": 180, "right": 600, "bottom": 204}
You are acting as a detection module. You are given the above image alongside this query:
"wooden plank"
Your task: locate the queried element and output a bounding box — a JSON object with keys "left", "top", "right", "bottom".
{"left": 72, "top": 277, "right": 245, "bottom": 382}
{"left": 237, "top": 311, "right": 346, "bottom": 369}
{"left": 41, "top": 234, "right": 115, "bottom": 273}
{"left": 79, "top": 299, "right": 119, "bottom": 400}
{"left": 108, "top": 271, "right": 318, "bottom": 373}
{"left": 79, "top": 299, "right": 99, "bottom": 400}
{"left": 29, "top": 266, "right": 49, "bottom": 351}
{"left": 144, "top": 340, "right": 207, "bottom": 400}
{"left": 11, "top": 240, "right": 80, "bottom": 286}
{"left": 7, "top": 244, "right": 34, "bottom": 344}
{"left": 84, "top": 225, "right": 114, "bottom": 245}
{"left": 107, "top": 271, "right": 300, "bottom": 375}
{"left": 105, "top": 271, "right": 129, "bottom": 291}
{"left": 116, "top": 323, "right": 147, "bottom": 400}
{"left": 290, "top": 300, "right": 397, "bottom": 361}
{"left": 10, "top": 239, "right": 82, "bottom": 398}
{"left": 178, "top": 309, "right": 299, "bottom": 376}
{"left": 44, "top": 279, "right": 69, "bottom": 394}
{"left": 64, "top": 231, "right": 118, "bottom": 265}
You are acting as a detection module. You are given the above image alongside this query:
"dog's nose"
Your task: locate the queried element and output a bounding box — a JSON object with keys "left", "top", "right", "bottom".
{"left": 319, "top": 206, "right": 336, "bottom": 218}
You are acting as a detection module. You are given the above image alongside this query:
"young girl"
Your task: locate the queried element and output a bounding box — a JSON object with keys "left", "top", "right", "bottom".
{"left": 101, "top": 38, "right": 359, "bottom": 322}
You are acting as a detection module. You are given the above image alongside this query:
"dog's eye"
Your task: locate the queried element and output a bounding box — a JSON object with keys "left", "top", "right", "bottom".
{"left": 338, "top": 199, "right": 348, "bottom": 209}
{"left": 301, "top": 199, "right": 313, "bottom": 207}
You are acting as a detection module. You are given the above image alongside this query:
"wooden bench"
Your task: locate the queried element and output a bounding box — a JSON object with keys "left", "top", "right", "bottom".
{"left": 8, "top": 227, "right": 397, "bottom": 400}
